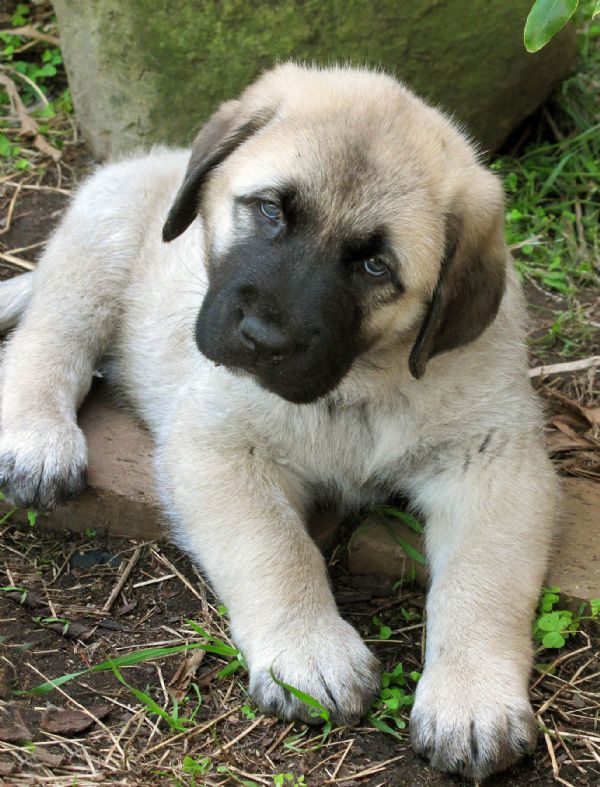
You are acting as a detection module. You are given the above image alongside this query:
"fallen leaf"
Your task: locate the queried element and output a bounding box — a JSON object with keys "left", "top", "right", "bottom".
{"left": 41, "top": 704, "right": 111, "bottom": 735}
{"left": 546, "top": 389, "right": 600, "bottom": 429}
{"left": 545, "top": 431, "right": 594, "bottom": 455}
{"left": 0, "top": 758, "right": 14, "bottom": 776}
{"left": 0, "top": 722, "right": 31, "bottom": 743}
{"left": 168, "top": 649, "right": 206, "bottom": 702}
{"left": 582, "top": 406, "right": 600, "bottom": 427}
{"left": 33, "top": 749, "right": 64, "bottom": 766}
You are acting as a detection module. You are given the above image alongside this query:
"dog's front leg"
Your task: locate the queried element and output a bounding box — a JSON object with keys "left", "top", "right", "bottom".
{"left": 407, "top": 431, "right": 557, "bottom": 781}
{"left": 158, "top": 401, "right": 379, "bottom": 725}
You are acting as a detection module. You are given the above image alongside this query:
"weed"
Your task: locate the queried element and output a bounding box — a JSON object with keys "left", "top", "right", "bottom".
{"left": 373, "top": 505, "right": 427, "bottom": 567}
{"left": 269, "top": 670, "right": 332, "bottom": 737}
{"left": 494, "top": 6, "right": 600, "bottom": 357}
{"left": 182, "top": 755, "right": 212, "bottom": 784}
{"left": 372, "top": 615, "right": 393, "bottom": 641}
{"left": 0, "top": 2, "right": 73, "bottom": 173}
{"left": 33, "top": 615, "right": 70, "bottom": 635}
{"left": 368, "top": 662, "right": 420, "bottom": 739}
{"left": 273, "top": 774, "right": 306, "bottom": 786}
{"left": 23, "top": 621, "right": 242, "bottom": 696}
{"left": 534, "top": 586, "right": 600, "bottom": 650}
{"left": 241, "top": 703, "right": 257, "bottom": 720}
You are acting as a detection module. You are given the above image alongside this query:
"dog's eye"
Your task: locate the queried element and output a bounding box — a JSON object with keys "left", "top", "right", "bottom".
{"left": 259, "top": 200, "right": 283, "bottom": 223}
{"left": 362, "top": 257, "right": 388, "bottom": 278}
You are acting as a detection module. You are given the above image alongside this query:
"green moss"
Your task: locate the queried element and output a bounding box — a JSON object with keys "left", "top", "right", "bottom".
{"left": 54, "top": 0, "right": 576, "bottom": 157}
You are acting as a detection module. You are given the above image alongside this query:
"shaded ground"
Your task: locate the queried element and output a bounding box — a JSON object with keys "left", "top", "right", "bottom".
{"left": 0, "top": 521, "right": 598, "bottom": 787}
{"left": 0, "top": 152, "right": 599, "bottom": 787}
{"left": 1, "top": 3, "right": 599, "bottom": 784}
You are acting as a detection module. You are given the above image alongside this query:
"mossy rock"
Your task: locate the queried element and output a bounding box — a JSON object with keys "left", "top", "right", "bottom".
{"left": 52, "top": 0, "right": 575, "bottom": 159}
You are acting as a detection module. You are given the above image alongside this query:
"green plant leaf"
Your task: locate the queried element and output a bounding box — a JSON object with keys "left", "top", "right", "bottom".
{"left": 374, "top": 506, "right": 424, "bottom": 534}
{"left": 368, "top": 712, "right": 404, "bottom": 739}
{"left": 542, "top": 630, "right": 566, "bottom": 648}
{"left": 269, "top": 670, "right": 330, "bottom": 723}
{"left": 387, "top": 530, "right": 427, "bottom": 565}
{"left": 524, "top": 0, "right": 579, "bottom": 53}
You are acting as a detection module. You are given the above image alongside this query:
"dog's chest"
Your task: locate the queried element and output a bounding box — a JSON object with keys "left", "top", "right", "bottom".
{"left": 279, "top": 398, "right": 420, "bottom": 506}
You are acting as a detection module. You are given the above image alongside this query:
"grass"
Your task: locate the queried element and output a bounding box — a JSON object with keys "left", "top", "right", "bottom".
{"left": 0, "top": 2, "right": 598, "bottom": 785}
{"left": 492, "top": 4, "right": 600, "bottom": 359}
{"left": 0, "top": 522, "right": 597, "bottom": 785}
{"left": 0, "top": 2, "right": 73, "bottom": 175}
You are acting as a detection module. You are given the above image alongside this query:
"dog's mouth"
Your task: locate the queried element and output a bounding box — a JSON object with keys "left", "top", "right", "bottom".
{"left": 196, "top": 332, "right": 354, "bottom": 404}
{"left": 195, "top": 309, "right": 358, "bottom": 405}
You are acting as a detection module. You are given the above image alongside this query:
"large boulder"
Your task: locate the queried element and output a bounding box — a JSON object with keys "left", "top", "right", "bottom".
{"left": 52, "top": 0, "right": 576, "bottom": 160}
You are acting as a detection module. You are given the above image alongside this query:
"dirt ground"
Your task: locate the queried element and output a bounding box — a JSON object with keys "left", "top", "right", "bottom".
{"left": 0, "top": 145, "right": 599, "bottom": 787}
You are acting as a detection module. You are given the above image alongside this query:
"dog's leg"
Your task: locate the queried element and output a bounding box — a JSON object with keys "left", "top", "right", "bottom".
{"left": 0, "top": 165, "right": 141, "bottom": 509}
{"left": 407, "top": 430, "right": 557, "bottom": 781}
{"left": 157, "top": 398, "right": 380, "bottom": 725}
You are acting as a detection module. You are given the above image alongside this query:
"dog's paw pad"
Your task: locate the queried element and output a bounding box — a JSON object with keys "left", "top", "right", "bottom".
{"left": 247, "top": 618, "right": 379, "bottom": 726}
{"left": 410, "top": 665, "right": 538, "bottom": 781}
{"left": 0, "top": 422, "right": 88, "bottom": 509}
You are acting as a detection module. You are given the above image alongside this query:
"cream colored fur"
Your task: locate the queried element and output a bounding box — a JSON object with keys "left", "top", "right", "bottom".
{"left": 0, "top": 64, "right": 558, "bottom": 781}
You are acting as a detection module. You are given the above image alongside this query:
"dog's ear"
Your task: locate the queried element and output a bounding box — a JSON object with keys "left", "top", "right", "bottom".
{"left": 408, "top": 180, "right": 507, "bottom": 379}
{"left": 162, "top": 100, "right": 275, "bottom": 242}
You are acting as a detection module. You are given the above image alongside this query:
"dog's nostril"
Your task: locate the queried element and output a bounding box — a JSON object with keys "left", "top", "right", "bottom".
{"left": 239, "top": 314, "right": 294, "bottom": 358}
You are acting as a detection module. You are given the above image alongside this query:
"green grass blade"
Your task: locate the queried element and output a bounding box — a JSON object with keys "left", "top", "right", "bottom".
{"left": 368, "top": 713, "right": 404, "bottom": 740}
{"left": 386, "top": 529, "right": 427, "bottom": 565}
{"left": 269, "top": 670, "right": 330, "bottom": 722}
{"left": 24, "top": 641, "right": 240, "bottom": 695}
{"left": 374, "top": 506, "right": 424, "bottom": 534}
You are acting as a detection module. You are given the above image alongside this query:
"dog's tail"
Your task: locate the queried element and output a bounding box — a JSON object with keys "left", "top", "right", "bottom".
{"left": 0, "top": 272, "right": 35, "bottom": 334}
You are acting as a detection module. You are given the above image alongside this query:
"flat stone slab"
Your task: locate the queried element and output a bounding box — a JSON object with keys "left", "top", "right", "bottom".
{"left": 1, "top": 387, "right": 339, "bottom": 551}
{"left": 348, "top": 481, "right": 600, "bottom": 603}
{"left": 547, "top": 478, "right": 600, "bottom": 602}
{"left": 2, "top": 390, "right": 598, "bottom": 603}
{"left": 41, "top": 389, "right": 164, "bottom": 540}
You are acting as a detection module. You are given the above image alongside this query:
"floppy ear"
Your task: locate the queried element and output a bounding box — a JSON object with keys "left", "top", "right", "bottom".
{"left": 408, "top": 185, "right": 507, "bottom": 379}
{"left": 162, "top": 100, "right": 275, "bottom": 242}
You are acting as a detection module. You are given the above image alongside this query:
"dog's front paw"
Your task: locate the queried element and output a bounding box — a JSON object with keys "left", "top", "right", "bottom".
{"left": 0, "top": 421, "right": 87, "bottom": 509}
{"left": 247, "top": 616, "right": 379, "bottom": 725}
{"left": 410, "top": 662, "right": 538, "bottom": 781}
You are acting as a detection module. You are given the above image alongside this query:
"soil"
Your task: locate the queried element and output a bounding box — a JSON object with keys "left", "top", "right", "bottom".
{"left": 0, "top": 153, "right": 599, "bottom": 787}
{"left": 1, "top": 522, "right": 598, "bottom": 787}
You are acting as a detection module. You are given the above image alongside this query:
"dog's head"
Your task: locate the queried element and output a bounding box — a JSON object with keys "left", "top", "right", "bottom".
{"left": 163, "top": 64, "right": 507, "bottom": 404}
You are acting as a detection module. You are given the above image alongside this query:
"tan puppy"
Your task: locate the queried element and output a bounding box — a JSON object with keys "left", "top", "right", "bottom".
{"left": 0, "top": 64, "right": 557, "bottom": 781}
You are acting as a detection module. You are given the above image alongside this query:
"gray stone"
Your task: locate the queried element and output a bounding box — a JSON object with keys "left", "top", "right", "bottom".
{"left": 0, "top": 388, "right": 341, "bottom": 552}
{"left": 52, "top": 0, "right": 576, "bottom": 160}
{"left": 348, "top": 514, "right": 429, "bottom": 587}
{"left": 25, "top": 389, "right": 163, "bottom": 540}
{"left": 348, "top": 481, "right": 600, "bottom": 604}
{"left": 546, "top": 478, "right": 600, "bottom": 603}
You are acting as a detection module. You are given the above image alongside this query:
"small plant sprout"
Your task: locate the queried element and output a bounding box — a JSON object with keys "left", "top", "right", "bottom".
{"left": 273, "top": 774, "right": 306, "bottom": 786}
{"left": 533, "top": 586, "right": 599, "bottom": 650}
{"left": 368, "top": 662, "right": 419, "bottom": 739}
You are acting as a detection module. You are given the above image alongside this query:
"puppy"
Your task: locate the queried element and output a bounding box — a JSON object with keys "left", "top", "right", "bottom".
{"left": 0, "top": 64, "right": 557, "bottom": 780}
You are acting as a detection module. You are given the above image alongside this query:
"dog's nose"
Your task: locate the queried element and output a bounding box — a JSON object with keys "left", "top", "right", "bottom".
{"left": 238, "top": 314, "right": 295, "bottom": 361}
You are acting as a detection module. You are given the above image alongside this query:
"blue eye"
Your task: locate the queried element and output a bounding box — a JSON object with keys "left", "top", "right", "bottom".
{"left": 259, "top": 200, "right": 282, "bottom": 222}
{"left": 362, "top": 257, "right": 388, "bottom": 277}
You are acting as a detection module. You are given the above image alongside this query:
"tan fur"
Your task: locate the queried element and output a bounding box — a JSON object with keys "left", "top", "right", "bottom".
{"left": 0, "top": 64, "right": 558, "bottom": 781}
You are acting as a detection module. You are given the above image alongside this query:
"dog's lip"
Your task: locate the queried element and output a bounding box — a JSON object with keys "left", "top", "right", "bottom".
{"left": 201, "top": 352, "right": 340, "bottom": 404}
